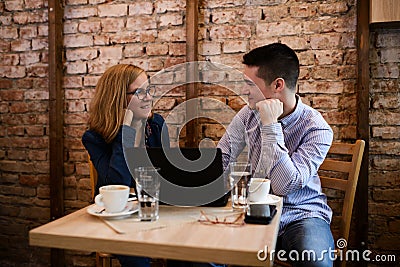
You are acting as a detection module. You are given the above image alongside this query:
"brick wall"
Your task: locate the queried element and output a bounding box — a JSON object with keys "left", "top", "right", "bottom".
{"left": 0, "top": 0, "right": 398, "bottom": 266}
{"left": 369, "top": 28, "right": 400, "bottom": 264}
{"left": 0, "top": 0, "right": 52, "bottom": 266}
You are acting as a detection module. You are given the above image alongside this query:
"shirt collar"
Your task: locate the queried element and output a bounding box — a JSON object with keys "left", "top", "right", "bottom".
{"left": 278, "top": 95, "right": 304, "bottom": 128}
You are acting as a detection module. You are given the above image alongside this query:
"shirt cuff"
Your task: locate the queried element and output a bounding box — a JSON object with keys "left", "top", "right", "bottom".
{"left": 261, "top": 123, "right": 284, "bottom": 145}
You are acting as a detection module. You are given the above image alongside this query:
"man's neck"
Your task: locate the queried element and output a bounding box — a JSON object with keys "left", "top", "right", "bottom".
{"left": 280, "top": 93, "right": 297, "bottom": 119}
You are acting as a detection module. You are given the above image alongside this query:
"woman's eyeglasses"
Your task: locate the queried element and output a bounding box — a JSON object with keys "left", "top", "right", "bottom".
{"left": 197, "top": 210, "right": 245, "bottom": 226}
{"left": 127, "top": 85, "right": 156, "bottom": 100}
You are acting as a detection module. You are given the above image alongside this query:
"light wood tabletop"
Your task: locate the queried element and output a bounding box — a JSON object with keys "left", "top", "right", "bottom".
{"left": 29, "top": 199, "right": 282, "bottom": 266}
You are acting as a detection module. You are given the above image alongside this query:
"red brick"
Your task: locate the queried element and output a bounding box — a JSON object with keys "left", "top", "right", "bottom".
{"left": 99, "top": 46, "right": 123, "bottom": 59}
{"left": 146, "top": 43, "right": 169, "bottom": 56}
{"left": 155, "top": 0, "right": 185, "bottom": 13}
{"left": 159, "top": 13, "right": 183, "bottom": 27}
{"left": 211, "top": 25, "right": 251, "bottom": 39}
{"left": 370, "top": 141, "right": 400, "bottom": 156}
{"left": 98, "top": 3, "right": 127, "bottom": 17}
{"left": 370, "top": 80, "right": 399, "bottom": 93}
{"left": 78, "top": 21, "right": 101, "bottom": 33}
{"left": 223, "top": 41, "right": 247, "bottom": 53}
{"left": 66, "top": 100, "right": 86, "bottom": 112}
{"left": 369, "top": 171, "right": 400, "bottom": 187}
{"left": 64, "top": 34, "right": 93, "bottom": 48}
{"left": 127, "top": 16, "right": 157, "bottom": 30}
{"left": 158, "top": 28, "right": 186, "bottom": 42}
{"left": 299, "top": 81, "right": 344, "bottom": 94}
{"left": 164, "top": 56, "right": 185, "bottom": 68}
{"left": 312, "top": 66, "right": 339, "bottom": 80}
{"left": 20, "top": 52, "right": 40, "bottom": 65}
{"left": 129, "top": 2, "right": 153, "bottom": 15}
{"left": 203, "top": 124, "right": 225, "bottom": 139}
{"left": 0, "top": 79, "right": 13, "bottom": 89}
{"left": 64, "top": 6, "right": 97, "bottom": 19}
{"left": 310, "top": 33, "right": 341, "bottom": 49}
{"left": 24, "top": 90, "right": 48, "bottom": 100}
{"left": 168, "top": 43, "right": 185, "bottom": 56}
{"left": 370, "top": 111, "right": 399, "bottom": 125}
{"left": 200, "top": 96, "right": 226, "bottom": 110}
{"left": 0, "top": 66, "right": 26, "bottom": 78}
{"left": 372, "top": 158, "right": 400, "bottom": 171}
{"left": 8, "top": 148, "right": 28, "bottom": 160}
{"left": 9, "top": 102, "right": 29, "bottom": 113}
{"left": 63, "top": 76, "right": 83, "bottom": 88}
{"left": 66, "top": 48, "right": 97, "bottom": 61}
{"left": 210, "top": 10, "right": 237, "bottom": 24}
{"left": 289, "top": 4, "right": 317, "bottom": 18}
{"left": 153, "top": 97, "right": 176, "bottom": 110}
{"left": 319, "top": 2, "right": 349, "bottom": 15}
{"left": 20, "top": 206, "right": 50, "bottom": 220}
{"left": 7, "top": 126, "right": 24, "bottom": 136}
{"left": 24, "top": 125, "right": 44, "bottom": 136}
{"left": 371, "top": 63, "right": 399, "bottom": 79}
{"left": 372, "top": 94, "right": 400, "bottom": 109}
{"left": 25, "top": 0, "right": 45, "bottom": 9}
{"left": 0, "top": 103, "right": 8, "bottom": 113}
{"left": 0, "top": 53, "right": 19, "bottom": 65}
{"left": 0, "top": 161, "right": 35, "bottom": 173}
{"left": 28, "top": 150, "right": 47, "bottom": 161}
{"left": 19, "top": 174, "right": 40, "bottom": 187}
{"left": 140, "top": 30, "right": 157, "bottom": 42}
{"left": 322, "top": 111, "right": 350, "bottom": 125}
{"left": 372, "top": 126, "right": 400, "bottom": 139}
{"left": 125, "top": 44, "right": 145, "bottom": 57}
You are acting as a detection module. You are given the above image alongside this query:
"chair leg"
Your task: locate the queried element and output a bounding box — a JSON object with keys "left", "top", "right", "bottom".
{"left": 95, "top": 252, "right": 101, "bottom": 267}
{"left": 96, "top": 252, "right": 113, "bottom": 267}
{"left": 103, "top": 256, "right": 112, "bottom": 267}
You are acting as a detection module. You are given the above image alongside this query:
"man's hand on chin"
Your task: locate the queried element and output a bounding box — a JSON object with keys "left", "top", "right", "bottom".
{"left": 256, "top": 99, "right": 283, "bottom": 126}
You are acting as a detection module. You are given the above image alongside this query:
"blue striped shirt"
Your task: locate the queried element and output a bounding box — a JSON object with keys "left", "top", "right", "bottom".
{"left": 217, "top": 96, "right": 333, "bottom": 235}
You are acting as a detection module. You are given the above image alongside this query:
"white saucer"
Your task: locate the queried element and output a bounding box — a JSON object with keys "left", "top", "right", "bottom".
{"left": 87, "top": 202, "right": 138, "bottom": 219}
{"left": 249, "top": 194, "right": 280, "bottom": 205}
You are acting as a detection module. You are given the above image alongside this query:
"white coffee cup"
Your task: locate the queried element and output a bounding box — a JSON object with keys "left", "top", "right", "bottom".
{"left": 94, "top": 185, "right": 129, "bottom": 213}
{"left": 248, "top": 178, "right": 271, "bottom": 203}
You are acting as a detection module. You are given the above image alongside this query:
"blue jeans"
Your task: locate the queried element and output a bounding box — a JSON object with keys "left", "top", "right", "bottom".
{"left": 276, "top": 217, "right": 334, "bottom": 267}
{"left": 116, "top": 255, "right": 151, "bottom": 267}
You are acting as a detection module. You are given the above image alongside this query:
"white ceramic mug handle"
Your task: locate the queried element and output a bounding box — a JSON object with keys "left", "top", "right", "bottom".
{"left": 94, "top": 194, "right": 104, "bottom": 207}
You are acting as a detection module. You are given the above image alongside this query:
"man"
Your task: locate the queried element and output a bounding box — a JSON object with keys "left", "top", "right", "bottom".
{"left": 218, "top": 43, "right": 334, "bottom": 266}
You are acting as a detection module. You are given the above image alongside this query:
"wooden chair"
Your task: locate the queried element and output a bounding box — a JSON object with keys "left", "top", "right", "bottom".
{"left": 274, "top": 140, "right": 365, "bottom": 267}
{"left": 88, "top": 154, "right": 116, "bottom": 267}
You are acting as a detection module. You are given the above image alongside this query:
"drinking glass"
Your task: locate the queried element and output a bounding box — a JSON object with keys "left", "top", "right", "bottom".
{"left": 134, "top": 167, "right": 161, "bottom": 221}
{"left": 229, "top": 162, "right": 251, "bottom": 211}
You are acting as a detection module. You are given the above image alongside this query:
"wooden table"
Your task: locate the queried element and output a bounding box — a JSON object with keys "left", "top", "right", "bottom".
{"left": 30, "top": 199, "right": 282, "bottom": 266}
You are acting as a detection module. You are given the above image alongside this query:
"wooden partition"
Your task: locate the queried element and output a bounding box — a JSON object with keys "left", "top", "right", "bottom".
{"left": 370, "top": 0, "right": 400, "bottom": 23}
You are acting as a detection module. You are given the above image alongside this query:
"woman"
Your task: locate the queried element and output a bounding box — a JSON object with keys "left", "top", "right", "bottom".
{"left": 82, "top": 64, "right": 169, "bottom": 267}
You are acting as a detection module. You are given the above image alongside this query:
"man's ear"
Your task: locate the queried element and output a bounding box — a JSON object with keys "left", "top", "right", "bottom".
{"left": 274, "top": 78, "right": 285, "bottom": 92}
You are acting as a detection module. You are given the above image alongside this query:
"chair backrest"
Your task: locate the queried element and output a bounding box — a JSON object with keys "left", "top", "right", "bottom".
{"left": 88, "top": 154, "right": 98, "bottom": 202}
{"left": 318, "top": 140, "right": 365, "bottom": 242}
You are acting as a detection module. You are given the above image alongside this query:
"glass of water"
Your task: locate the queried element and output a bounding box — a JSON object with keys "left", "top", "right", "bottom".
{"left": 229, "top": 162, "right": 252, "bottom": 211}
{"left": 134, "top": 167, "right": 161, "bottom": 221}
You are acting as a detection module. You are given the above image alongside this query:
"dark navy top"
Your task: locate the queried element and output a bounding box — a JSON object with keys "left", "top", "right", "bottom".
{"left": 82, "top": 113, "right": 169, "bottom": 194}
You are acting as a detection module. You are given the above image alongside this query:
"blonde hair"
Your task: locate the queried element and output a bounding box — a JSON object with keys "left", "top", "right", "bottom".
{"left": 88, "top": 64, "right": 145, "bottom": 143}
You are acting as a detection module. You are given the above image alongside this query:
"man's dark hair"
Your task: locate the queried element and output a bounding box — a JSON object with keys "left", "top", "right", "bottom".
{"left": 243, "top": 43, "right": 299, "bottom": 91}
